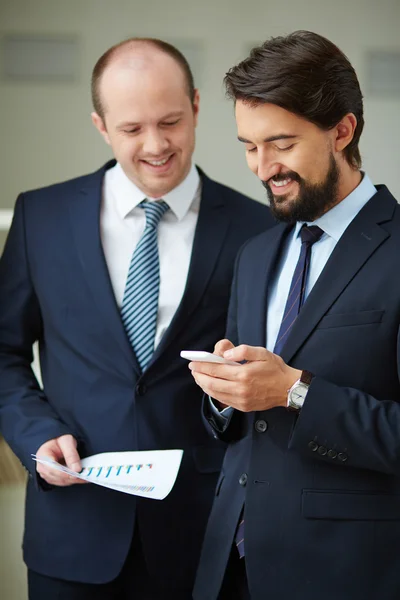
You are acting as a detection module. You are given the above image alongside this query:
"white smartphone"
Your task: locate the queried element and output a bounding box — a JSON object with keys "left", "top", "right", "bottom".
{"left": 180, "top": 350, "right": 240, "bottom": 366}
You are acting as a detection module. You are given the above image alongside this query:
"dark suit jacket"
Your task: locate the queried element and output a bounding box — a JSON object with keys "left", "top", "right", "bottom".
{"left": 194, "top": 185, "right": 400, "bottom": 600}
{"left": 0, "top": 161, "right": 274, "bottom": 594}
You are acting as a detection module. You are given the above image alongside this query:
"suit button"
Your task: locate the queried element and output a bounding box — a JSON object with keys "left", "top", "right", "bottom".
{"left": 135, "top": 383, "right": 147, "bottom": 396}
{"left": 338, "top": 452, "right": 348, "bottom": 462}
{"left": 317, "top": 446, "right": 327, "bottom": 456}
{"left": 255, "top": 419, "right": 268, "bottom": 433}
{"left": 308, "top": 441, "right": 318, "bottom": 452}
{"left": 239, "top": 473, "right": 248, "bottom": 486}
{"left": 327, "top": 449, "right": 337, "bottom": 459}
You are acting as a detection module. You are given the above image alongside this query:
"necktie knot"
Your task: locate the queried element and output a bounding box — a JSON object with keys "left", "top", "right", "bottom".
{"left": 140, "top": 200, "right": 169, "bottom": 229}
{"left": 300, "top": 224, "right": 324, "bottom": 246}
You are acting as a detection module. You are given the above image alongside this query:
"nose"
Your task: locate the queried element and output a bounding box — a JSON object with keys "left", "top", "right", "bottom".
{"left": 256, "top": 148, "right": 281, "bottom": 183}
{"left": 142, "top": 128, "right": 169, "bottom": 156}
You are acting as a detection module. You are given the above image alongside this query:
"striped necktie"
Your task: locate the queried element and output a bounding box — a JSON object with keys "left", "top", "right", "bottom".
{"left": 235, "top": 224, "right": 324, "bottom": 559}
{"left": 121, "top": 199, "right": 169, "bottom": 372}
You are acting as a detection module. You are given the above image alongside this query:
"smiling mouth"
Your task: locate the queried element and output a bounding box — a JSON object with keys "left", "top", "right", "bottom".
{"left": 271, "top": 177, "right": 292, "bottom": 187}
{"left": 141, "top": 154, "right": 174, "bottom": 168}
{"left": 268, "top": 175, "right": 300, "bottom": 196}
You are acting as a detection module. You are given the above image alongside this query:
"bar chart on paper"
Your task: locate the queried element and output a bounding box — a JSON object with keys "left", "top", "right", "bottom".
{"left": 32, "top": 449, "right": 183, "bottom": 500}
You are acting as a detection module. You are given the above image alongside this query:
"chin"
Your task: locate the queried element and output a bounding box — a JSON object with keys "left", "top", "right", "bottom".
{"left": 271, "top": 195, "right": 296, "bottom": 211}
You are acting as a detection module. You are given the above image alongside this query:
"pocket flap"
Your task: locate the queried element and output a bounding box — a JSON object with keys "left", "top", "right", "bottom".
{"left": 302, "top": 489, "right": 400, "bottom": 520}
{"left": 317, "top": 309, "right": 384, "bottom": 329}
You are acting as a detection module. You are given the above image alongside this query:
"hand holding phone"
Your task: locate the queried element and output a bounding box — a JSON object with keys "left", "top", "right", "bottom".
{"left": 180, "top": 350, "right": 240, "bottom": 366}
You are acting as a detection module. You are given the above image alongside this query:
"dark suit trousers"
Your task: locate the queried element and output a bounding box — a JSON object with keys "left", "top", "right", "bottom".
{"left": 218, "top": 545, "right": 250, "bottom": 600}
{"left": 28, "top": 527, "right": 190, "bottom": 600}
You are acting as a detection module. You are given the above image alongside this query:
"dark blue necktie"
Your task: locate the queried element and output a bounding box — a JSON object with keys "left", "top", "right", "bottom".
{"left": 235, "top": 224, "right": 324, "bottom": 559}
{"left": 273, "top": 224, "right": 324, "bottom": 356}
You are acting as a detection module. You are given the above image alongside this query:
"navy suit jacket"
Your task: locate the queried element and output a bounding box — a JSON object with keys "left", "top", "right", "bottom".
{"left": 0, "top": 161, "right": 274, "bottom": 593}
{"left": 194, "top": 186, "right": 400, "bottom": 600}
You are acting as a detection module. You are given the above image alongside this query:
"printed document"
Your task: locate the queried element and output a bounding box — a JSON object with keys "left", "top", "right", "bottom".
{"left": 32, "top": 449, "right": 183, "bottom": 500}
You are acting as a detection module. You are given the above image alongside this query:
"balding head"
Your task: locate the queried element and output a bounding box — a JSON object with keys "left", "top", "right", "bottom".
{"left": 91, "top": 38, "right": 195, "bottom": 119}
{"left": 90, "top": 37, "right": 200, "bottom": 199}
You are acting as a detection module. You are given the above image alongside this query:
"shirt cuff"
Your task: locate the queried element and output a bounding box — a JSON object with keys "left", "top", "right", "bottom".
{"left": 208, "top": 397, "right": 234, "bottom": 424}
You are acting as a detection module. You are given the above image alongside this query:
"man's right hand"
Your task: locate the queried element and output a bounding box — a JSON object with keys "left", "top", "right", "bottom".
{"left": 36, "top": 434, "right": 87, "bottom": 486}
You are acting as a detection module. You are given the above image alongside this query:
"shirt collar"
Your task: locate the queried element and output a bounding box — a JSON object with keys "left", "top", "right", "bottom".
{"left": 109, "top": 162, "right": 201, "bottom": 221}
{"left": 294, "top": 172, "right": 377, "bottom": 242}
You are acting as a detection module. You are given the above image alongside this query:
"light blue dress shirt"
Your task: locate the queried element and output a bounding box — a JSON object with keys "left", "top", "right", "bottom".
{"left": 211, "top": 173, "right": 377, "bottom": 420}
{"left": 266, "top": 173, "right": 376, "bottom": 350}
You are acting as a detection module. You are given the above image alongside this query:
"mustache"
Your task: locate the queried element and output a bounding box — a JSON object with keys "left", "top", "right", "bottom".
{"left": 261, "top": 171, "right": 302, "bottom": 190}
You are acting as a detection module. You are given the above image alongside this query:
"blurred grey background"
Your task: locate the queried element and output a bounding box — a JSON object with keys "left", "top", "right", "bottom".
{"left": 0, "top": 0, "right": 399, "bottom": 597}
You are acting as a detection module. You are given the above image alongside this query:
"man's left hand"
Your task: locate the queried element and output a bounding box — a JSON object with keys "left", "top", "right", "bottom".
{"left": 189, "top": 344, "right": 301, "bottom": 412}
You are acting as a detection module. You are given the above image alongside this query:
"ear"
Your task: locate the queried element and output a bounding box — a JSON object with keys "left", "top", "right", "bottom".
{"left": 192, "top": 89, "right": 200, "bottom": 127}
{"left": 333, "top": 113, "right": 357, "bottom": 154}
{"left": 91, "top": 112, "right": 111, "bottom": 145}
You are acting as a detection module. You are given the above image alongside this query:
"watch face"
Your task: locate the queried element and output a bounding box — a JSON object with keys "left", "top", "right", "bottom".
{"left": 288, "top": 382, "right": 308, "bottom": 408}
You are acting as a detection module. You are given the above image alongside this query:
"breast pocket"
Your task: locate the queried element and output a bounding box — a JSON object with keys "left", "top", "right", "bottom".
{"left": 317, "top": 309, "right": 384, "bottom": 330}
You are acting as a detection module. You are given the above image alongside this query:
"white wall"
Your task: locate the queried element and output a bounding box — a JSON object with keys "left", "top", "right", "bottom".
{"left": 1, "top": 0, "right": 400, "bottom": 211}
{"left": 0, "top": 1, "right": 399, "bottom": 597}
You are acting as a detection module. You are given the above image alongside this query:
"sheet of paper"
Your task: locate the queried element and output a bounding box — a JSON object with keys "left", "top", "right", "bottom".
{"left": 32, "top": 449, "right": 183, "bottom": 500}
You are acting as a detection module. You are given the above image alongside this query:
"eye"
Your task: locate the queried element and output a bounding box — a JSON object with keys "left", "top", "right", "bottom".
{"left": 162, "top": 119, "right": 180, "bottom": 127}
{"left": 123, "top": 128, "right": 140, "bottom": 135}
{"left": 277, "top": 144, "right": 295, "bottom": 152}
{"left": 246, "top": 146, "right": 257, "bottom": 153}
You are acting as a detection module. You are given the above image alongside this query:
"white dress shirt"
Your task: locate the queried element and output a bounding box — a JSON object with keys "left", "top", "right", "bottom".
{"left": 101, "top": 162, "right": 201, "bottom": 349}
{"left": 211, "top": 173, "right": 377, "bottom": 420}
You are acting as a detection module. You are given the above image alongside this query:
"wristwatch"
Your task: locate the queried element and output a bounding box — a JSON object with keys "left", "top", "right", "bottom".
{"left": 287, "top": 370, "right": 314, "bottom": 411}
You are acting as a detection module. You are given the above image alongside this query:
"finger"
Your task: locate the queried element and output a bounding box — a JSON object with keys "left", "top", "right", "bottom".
{"left": 58, "top": 435, "right": 82, "bottom": 473}
{"left": 214, "top": 339, "right": 235, "bottom": 357}
{"left": 189, "top": 361, "right": 240, "bottom": 380}
{"left": 224, "top": 344, "right": 271, "bottom": 363}
{"left": 192, "top": 371, "right": 241, "bottom": 397}
{"left": 66, "top": 476, "right": 88, "bottom": 485}
{"left": 37, "top": 466, "right": 87, "bottom": 487}
{"left": 192, "top": 373, "right": 246, "bottom": 410}
{"left": 37, "top": 467, "right": 71, "bottom": 486}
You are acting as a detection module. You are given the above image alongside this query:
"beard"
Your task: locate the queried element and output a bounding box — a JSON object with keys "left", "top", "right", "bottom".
{"left": 262, "top": 153, "right": 340, "bottom": 223}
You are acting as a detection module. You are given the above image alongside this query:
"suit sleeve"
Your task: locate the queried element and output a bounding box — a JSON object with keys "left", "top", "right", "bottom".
{"left": 202, "top": 245, "right": 245, "bottom": 442}
{"left": 0, "top": 194, "right": 74, "bottom": 476}
{"left": 289, "top": 351, "right": 400, "bottom": 475}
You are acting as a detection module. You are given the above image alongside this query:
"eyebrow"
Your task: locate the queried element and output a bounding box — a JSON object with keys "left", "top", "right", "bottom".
{"left": 117, "top": 111, "right": 184, "bottom": 129}
{"left": 237, "top": 134, "right": 298, "bottom": 144}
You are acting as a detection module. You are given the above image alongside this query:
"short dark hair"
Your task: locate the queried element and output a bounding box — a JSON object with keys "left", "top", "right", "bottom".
{"left": 91, "top": 37, "right": 196, "bottom": 119}
{"left": 224, "top": 30, "right": 364, "bottom": 169}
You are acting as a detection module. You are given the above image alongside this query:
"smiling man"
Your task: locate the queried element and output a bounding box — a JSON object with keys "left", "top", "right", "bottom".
{"left": 191, "top": 31, "right": 400, "bottom": 600}
{"left": 0, "top": 38, "right": 273, "bottom": 600}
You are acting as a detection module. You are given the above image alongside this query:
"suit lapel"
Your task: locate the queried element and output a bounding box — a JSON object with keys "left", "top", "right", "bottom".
{"left": 281, "top": 187, "right": 396, "bottom": 365}
{"left": 151, "top": 173, "right": 230, "bottom": 361}
{"left": 69, "top": 161, "right": 141, "bottom": 375}
{"left": 243, "top": 223, "right": 290, "bottom": 349}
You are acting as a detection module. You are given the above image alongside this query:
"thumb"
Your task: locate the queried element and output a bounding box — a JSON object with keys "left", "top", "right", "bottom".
{"left": 214, "top": 339, "right": 235, "bottom": 357}
{"left": 224, "top": 344, "right": 269, "bottom": 362}
{"left": 57, "top": 434, "right": 82, "bottom": 473}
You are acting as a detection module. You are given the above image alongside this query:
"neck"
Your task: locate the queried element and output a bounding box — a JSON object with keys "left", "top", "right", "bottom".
{"left": 336, "top": 165, "right": 362, "bottom": 206}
